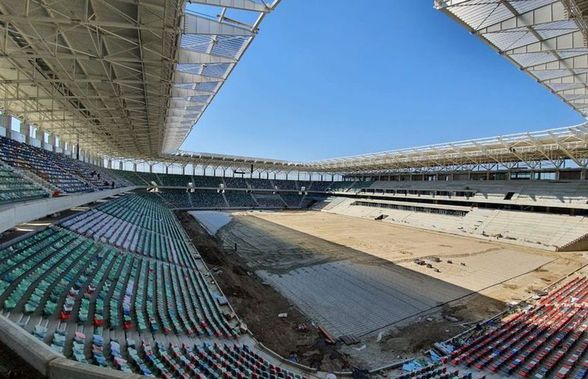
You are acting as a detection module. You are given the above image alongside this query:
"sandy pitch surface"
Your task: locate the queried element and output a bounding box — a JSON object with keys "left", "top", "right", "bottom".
{"left": 251, "top": 210, "right": 585, "bottom": 304}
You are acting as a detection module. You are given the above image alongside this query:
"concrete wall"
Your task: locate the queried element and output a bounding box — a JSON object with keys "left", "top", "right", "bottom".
{"left": 0, "top": 187, "right": 138, "bottom": 234}
{"left": 0, "top": 315, "right": 141, "bottom": 379}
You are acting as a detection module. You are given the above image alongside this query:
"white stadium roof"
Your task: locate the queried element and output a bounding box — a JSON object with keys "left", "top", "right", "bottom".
{"left": 306, "top": 125, "right": 588, "bottom": 174}
{"left": 436, "top": 0, "right": 588, "bottom": 117}
{"left": 0, "top": 0, "right": 278, "bottom": 158}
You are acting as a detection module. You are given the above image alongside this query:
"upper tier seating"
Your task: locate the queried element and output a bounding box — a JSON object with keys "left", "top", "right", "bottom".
{"left": 0, "top": 164, "right": 49, "bottom": 204}
{"left": 350, "top": 181, "right": 374, "bottom": 190}
{"left": 364, "top": 179, "right": 588, "bottom": 207}
{"left": 156, "top": 190, "right": 193, "bottom": 208}
{"left": 53, "top": 157, "right": 127, "bottom": 189}
{"left": 309, "top": 181, "right": 332, "bottom": 192}
{"left": 157, "top": 173, "right": 192, "bottom": 187}
{"left": 224, "top": 191, "right": 257, "bottom": 208}
{"left": 189, "top": 190, "right": 227, "bottom": 208}
{"left": 297, "top": 181, "right": 312, "bottom": 191}
{"left": 448, "top": 276, "right": 588, "bottom": 378}
{"left": 192, "top": 176, "right": 223, "bottom": 188}
{"left": 105, "top": 169, "right": 148, "bottom": 186}
{"left": 224, "top": 177, "right": 249, "bottom": 189}
{"left": 0, "top": 137, "right": 94, "bottom": 193}
{"left": 272, "top": 180, "right": 298, "bottom": 190}
{"left": 327, "top": 181, "right": 354, "bottom": 192}
{"left": 248, "top": 178, "right": 275, "bottom": 190}
{"left": 137, "top": 173, "right": 161, "bottom": 186}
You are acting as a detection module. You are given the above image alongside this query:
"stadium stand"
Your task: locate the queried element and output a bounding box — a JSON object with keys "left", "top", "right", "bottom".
{"left": 392, "top": 363, "right": 477, "bottom": 379}
{"left": 157, "top": 173, "right": 192, "bottom": 187}
{"left": 223, "top": 191, "right": 258, "bottom": 208}
{"left": 155, "top": 190, "right": 193, "bottom": 209}
{"left": 0, "top": 194, "right": 291, "bottom": 376}
{"left": 272, "top": 180, "right": 298, "bottom": 191}
{"left": 309, "top": 181, "right": 332, "bottom": 192}
{"left": 223, "top": 177, "right": 249, "bottom": 189}
{"left": 249, "top": 178, "right": 275, "bottom": 190}
{"left": 189, "top": 190, "right": 228, "bottom": 208}
{"left": 0, "top": 136, "right": 94, "bottom": 193}
{"left": 61, "top": 195, "right": 201, "bottom": 268}
{"left": 0, "top": 163, "right": 49, "bottom": 204}
{"left": 129, "top": 187, "right": 316, "bottom": 210}
{"left": 327, "top": 181, "right": 354, "bottom": 192}
{"left": 192, "top": 176, "right": 223, "bottom": 188}
{"left": 447, "top": 276, "right": 588, "bottom": 379}
{"left": 360, "top": 180, "right": 588, "bottom": 208}
{"left": 297, "top": 181, "right": 312, "bottom": 191}
{"left": 104, "top": 169, "right": 146, "bottom": 186}
{"left": 253, "top": 192, "right": 286, "bottom": 208}
{"left": 323, "top": 196, "right": 588, "bottom": 251}
{"left": 280, "top": 193, "right": 304, "bottom": 208}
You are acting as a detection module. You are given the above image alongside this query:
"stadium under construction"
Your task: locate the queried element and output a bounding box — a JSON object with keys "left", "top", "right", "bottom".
{"left": 0, "top": 1, "right": 586, "bottom": 379}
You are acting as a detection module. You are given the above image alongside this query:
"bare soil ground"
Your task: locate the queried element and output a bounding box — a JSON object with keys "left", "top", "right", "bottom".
{"left": 176, "top": 211, "right": 353, "bottom": 371}
{"left": 0, "top": 340, "right": 44, "bottom": 379}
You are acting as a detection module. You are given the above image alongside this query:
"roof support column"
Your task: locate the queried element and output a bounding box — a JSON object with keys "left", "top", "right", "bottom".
{"left": 47, "top": 133, "right": 57, "bottom": 152}
{"left": 20, "top": 123, "right": 32, "bottom": 144}
{"left": 1, "top": 114, "right": 12, "bottom": 138}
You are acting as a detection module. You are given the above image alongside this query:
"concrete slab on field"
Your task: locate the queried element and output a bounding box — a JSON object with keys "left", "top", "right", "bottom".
{"left": 190, "top": 211, "right": 232, "bottom": 235}
{"left": 257, "top": 261, "right": 470, "bottom": 338}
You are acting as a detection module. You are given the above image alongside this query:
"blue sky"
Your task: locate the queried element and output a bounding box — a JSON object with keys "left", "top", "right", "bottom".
{"left": 180, "top": 0, "right": 584, "bottom": 161}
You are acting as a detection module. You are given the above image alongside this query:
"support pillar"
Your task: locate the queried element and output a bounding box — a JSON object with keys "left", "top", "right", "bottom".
{"left": 21, "top": 123, "right": 32, "bottom": 144}
{"left": 1, "top": 114, "right": 12, "bottom": 138}
{"left": 133, "top": 163, "right": 137, "bottom": 172}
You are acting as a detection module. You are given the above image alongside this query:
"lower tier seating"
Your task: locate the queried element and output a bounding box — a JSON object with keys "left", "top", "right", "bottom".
{"left": 0, "top": 226, "right": 236, "bottom": 339}
{"left": 61, "top": 194, "right": 199, "bottom": 269}
{"left": 0, "top": 192, "right": 310, "bottom": 378}
{"left": 279, "top": 193, "right": 304, "bottom": 208}
{"left": 393, "top": 363, "right": 478, "bottom": 379}
{"left": 448, "top": 276, "right": 588, "bottom": 379}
